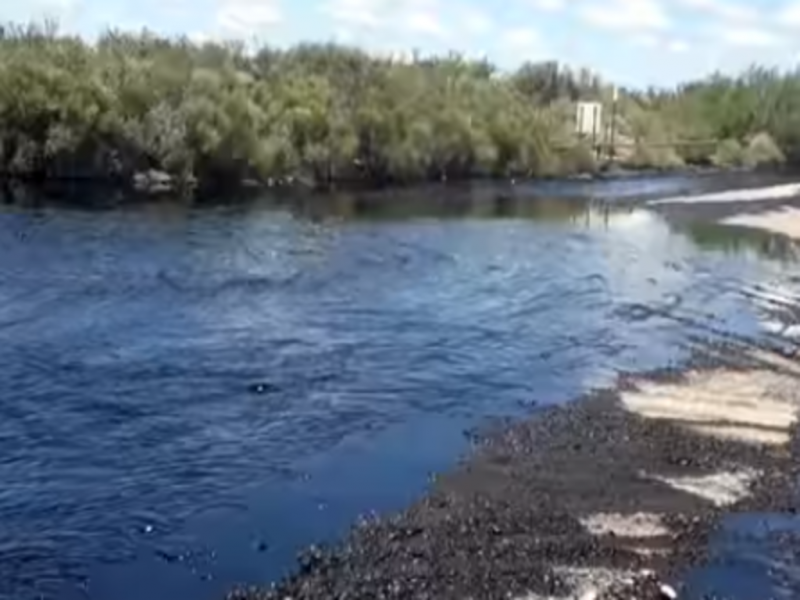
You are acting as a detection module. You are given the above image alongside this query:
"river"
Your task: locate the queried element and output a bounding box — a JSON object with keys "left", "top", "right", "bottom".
{"left": 0, "top": 174, "right": 798, "bottom": 600}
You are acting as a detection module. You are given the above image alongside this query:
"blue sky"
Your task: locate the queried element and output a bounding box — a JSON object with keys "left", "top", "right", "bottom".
{"left": 5, "top": 0, "right": 800, "bottom": 87}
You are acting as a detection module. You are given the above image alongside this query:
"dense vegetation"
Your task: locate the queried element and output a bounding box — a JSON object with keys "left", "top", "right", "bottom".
{"left": 0, "top": 21, "right": 797, "bottom": 192}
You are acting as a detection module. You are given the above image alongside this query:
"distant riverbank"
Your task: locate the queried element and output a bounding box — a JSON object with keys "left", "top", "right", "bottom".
{"left": 0, "top": 23, "right": 795, "bottom": 197}
{"left": 0, "top": 161, "right": 765, "bottom": 198}
{"left": 2, "top": 164, "right": 796, "bottom": 212}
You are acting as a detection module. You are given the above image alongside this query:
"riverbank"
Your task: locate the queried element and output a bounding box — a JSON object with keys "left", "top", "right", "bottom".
{"left": 227, "top": 334, "right": 800, "bottom": 600}
{"left": 0, "top": 163, "right": 751, "bottom": 198}
{"left": 1, "top": 23, "right": 797, "bottom": 201}
{"left": 2, "top": 165, "right": 795, "bottom": 212}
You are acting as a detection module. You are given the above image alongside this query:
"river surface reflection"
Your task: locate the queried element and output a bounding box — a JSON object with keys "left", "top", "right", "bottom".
{"left": 0, "top": 176, "right": 797, "bottom": 599}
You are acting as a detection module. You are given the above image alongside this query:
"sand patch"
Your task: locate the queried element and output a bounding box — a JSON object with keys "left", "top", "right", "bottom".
{"left": 580, "top": 512, "right": 669, "bottom": 538}
{"left": 742, "top": 348, "right": 800, "bottom": 377}
{"left": 721, "top": 206, "right": 800, "bottom": 240}
{"left": 648, "top": 183, "right": 800, "bottom": 206}
{"left": 649, "top": 469, "right": 759, "bottom": 507}
{"left": 620, "top": 369, "right": 798, "bottom": 445}
{"left": 518, "top": 566, "right": 638, "bottom": 600}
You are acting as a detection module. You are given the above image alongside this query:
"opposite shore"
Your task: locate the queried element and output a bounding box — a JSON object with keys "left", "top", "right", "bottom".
{"left": 0, "top": 23, "right": 795, "bottom": 197}
{"left": 226, "top": 186, "right": 800, "bottom": 599}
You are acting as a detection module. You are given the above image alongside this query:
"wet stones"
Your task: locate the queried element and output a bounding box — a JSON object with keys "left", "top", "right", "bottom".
{"left": 599, "top": 570, "right": 678, "bottom": 599}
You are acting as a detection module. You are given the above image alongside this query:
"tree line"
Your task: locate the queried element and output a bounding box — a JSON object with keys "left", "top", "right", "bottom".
{"left": 0, "top": 21, "right": 795, "bottom": 193}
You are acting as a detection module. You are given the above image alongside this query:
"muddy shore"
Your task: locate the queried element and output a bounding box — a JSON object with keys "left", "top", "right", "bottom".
{"left": 228, "top": 189, "right": 800, "bottom": 600}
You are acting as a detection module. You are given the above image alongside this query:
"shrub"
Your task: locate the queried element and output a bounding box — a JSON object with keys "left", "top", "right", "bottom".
{"left": 711, "top": 138, "right": 744, "bottom": 167}
{"left": 744, "top": 132, "right": 785, "bottom": 167}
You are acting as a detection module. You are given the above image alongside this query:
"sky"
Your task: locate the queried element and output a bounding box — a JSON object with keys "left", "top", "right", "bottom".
{"left": 5, "top": 0, "right": 800, "bottom": 87}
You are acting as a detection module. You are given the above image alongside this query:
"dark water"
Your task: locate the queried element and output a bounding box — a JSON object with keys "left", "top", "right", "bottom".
{"left": 685, "top": 513, "right": 800, "bottom": 600}
{"left": 0, "top": 176, "right": 797, "bottom": 600}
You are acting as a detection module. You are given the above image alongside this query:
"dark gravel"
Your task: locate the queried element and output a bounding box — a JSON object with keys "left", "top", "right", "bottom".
{"left": 225, "top": 335, "right": 800, "bottom": 600}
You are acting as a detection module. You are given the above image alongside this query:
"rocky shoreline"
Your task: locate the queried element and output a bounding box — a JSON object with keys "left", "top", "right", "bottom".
{"left": 226, "top": 335, "right": 800, "bottom": 600}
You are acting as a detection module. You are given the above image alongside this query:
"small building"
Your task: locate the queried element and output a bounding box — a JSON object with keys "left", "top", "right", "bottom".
{"left": 575, "top": 101, "right": 602, "bottom": 138}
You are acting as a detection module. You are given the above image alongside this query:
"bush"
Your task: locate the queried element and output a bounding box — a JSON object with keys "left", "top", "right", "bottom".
{"left": 711, "top": 138, "right": 744, "bottom": 167}
{"left": 626, "top": 143, "right": 684, "bottom": 170}
{"left": 744, "top": 132, "right": 785, "bottom": 167}
{"left": 558, "top": 142, "right": 598, "bottom": 175}
{"left": 0, "top": 22, "right": 799, "bottom": 190}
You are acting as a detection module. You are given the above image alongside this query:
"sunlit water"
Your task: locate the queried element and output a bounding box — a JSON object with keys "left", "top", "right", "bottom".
{"left": 0, "top": 175, "right": 798, "bottom": 600}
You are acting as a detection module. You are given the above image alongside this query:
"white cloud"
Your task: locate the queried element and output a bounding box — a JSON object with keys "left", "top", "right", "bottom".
{"left": 38, "top": 0, "right": 78, "bottom": 9}
{"left": 578, "top": 0, "right": 670, "bottom": 31}
{"left": 321, "top": 0, "right": 449, "bottom": 37}
{"left": 530, "top": 0, "right": 564, "bottom": 10}
{"left": 676, "top": 0, "right": 758, "bottom": 22}
{"left": 12, "top": 0, "right": 80, "bottom": 21}
{"left": 504, "top": 26, "right": 541, "bottom": 48}
{"left": 404, "top": 9, "right": 446, "bottom": 36}
{"left": 216, "top": 0, "right": 282, "bottom": 34}
{"left": 320, "top": 0, "right": 383, "bottom": 28}
{"left": 628, "top": 32, "right": 689, "bottom": 53}
{"left": 777, "top": 1, "right": 800, "bottom": 26}
{"left": 667, "top": 38, "right": 689, "bottom": 52}
{"left": 460, "top": 8, "right": 493, "bottom": 34}
{"left": 719, "top": 25, "right": 784, "bottom": 46}
{"left": 631, "top": 33, "right": 660, "bottom": 47}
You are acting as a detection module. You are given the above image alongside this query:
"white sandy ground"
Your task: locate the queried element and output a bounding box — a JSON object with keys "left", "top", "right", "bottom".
{"left": 721, "top": 207, "right": 800, "bottom": 240}
{"left": 518, "top": 363, "right": 800, "bottom": 599}
{"left": 518, "top": 567, "right": 640, "bottom": 600}
{"left": 647, "top": 469, "right": 759, "bottom": 507}
{"left": 647, "top": 183, "right": 800, "bottom": 206}
{"left": 620, "top": 369, "right": 799, "bottom": 446}
{"left": 580, "top": 512, "right": 670, "bottom": 538}
{"left": 646, "top": 181, "right": 800, "bottom": 240}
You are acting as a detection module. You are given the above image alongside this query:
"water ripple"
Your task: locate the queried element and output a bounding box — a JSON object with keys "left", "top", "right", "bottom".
{"left": 0, "top": 181, "right": 795, "bottom": 599}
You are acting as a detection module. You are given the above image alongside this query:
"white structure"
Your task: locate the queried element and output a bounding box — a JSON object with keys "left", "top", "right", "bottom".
{"left": 576, "top": 101, "right": 602, "bottom": 138}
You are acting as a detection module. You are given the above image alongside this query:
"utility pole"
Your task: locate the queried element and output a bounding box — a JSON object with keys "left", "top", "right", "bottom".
{"left": 609, "top": 85, "right": 619, "bottom": 163}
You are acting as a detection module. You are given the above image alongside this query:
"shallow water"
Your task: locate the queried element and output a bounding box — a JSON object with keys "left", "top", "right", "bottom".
{"left": 685, "top": 513, "right": 800, "bottom": 599}
{"left": 0, "top": 176, "right": 797, "bottom": 600}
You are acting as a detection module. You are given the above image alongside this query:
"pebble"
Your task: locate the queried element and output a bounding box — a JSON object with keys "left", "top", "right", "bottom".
{"left": 659, "top": 583, "right": 678, "bottom": 599}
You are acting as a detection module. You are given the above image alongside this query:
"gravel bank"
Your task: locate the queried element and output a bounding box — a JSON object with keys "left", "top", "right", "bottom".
{"left": 227, "top": 339, "right": 800, "bottom": 600}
